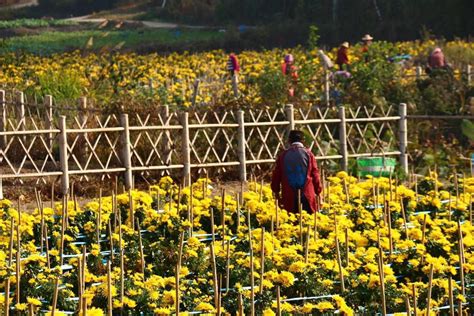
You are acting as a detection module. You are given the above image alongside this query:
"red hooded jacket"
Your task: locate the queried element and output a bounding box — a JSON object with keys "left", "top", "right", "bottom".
{"left": 271, "top": 144, "right": 322, "bottom": 213}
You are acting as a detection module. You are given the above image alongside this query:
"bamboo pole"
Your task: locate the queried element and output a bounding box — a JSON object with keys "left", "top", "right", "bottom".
{"left": 457, "top": 222, "right": 465, "bottom": 296}
{"left": 225, "top": 239, "right": 231, "bottom": 293}
{"left": 59, "top": 195, "right": 67, "bottom": 267}
{"left": 128, "top": 189, "right": 134, "bottom": 229}
{"left": 5, "top": 217, "right": 14, "bottom": 316}
{"left": 275, "top": 196, "right": 279, "bottom": 230}
{"left": 221, "top": 188, "right": 226, "bottom": 247}
{"left": 51, "top": 277, "right": 60, "bottom": 316}
{"left": 107, "top": 261, "right": 113, "bottom": 316}
{"left": 248, "top": 209, "right": 255, "bottom": 316}
{"left": 405, "top": 296, "right": 411, "bottom": 316}
{"left": 298, "top": 189, "right": 303, "bottom": 246}
{"left": 96, "top": 188, "right": 102, "bottom": 245}
{"left": 51, "top": 183, "right": 55, "bottom": 210}
{"left": 28, "top": 304, "right": 34, "bottom": 316}
{"left": 387, "top": 202, "right": 393, "bottom": 255}
{"left": 426, "top": 263, "right": 434, "bottom": 315}
{"left": 420, "top": 214, "right": 428, "bottom": 266}
{"left": 345, "top": 227, "right": 349, "bottom": 267}
{"left": 81, "top": 246, "right": 87, "bottom": 315}
{"left": 304, "top": 226, "right": 310, "bottom": 264}
{"left": 44, "top": 223, "right": 50, "bottom": 269}
{"left": 377, "top": 232, "right": 386, "bottom": 316}
{"left": 236, "top": 193, "right": 241, "bottom": 233}
{"left": 469, "top": 194, "right": 473, "bottom": 225}
{"left": 78, "top": 258, "right": 83, "bottom": 313}
{"left": 175, "top": 263, "right": 180, "bottom": 316}
{"left": 412, "top": 284, "right": 417, "bottom": 316}
{"left": 189, "top": 184, "right": 194, "bottom": 237}
{"left": 237, "top": 293, "right": 243, "bottom": 316}
{"left": 449, "top": 275, "right": 454, "bottom": 316}
{"left": 259, "top": 228, "right": 265, "bottom": 295}
{"left": 276, "top": 286, "right": 281, "bottom": 316}
{"left": 108, "top": 220, "right": 114, "bottom": 262}
{"left": 400, "top": 199, "right": 409, "bottom": 239}
{"left": 343, "top": 177, "right": 350, "bottom": 204}
{"left": 118, "top": 208, "right": 124, "bottom": 309}
{"left": 210, "top": 243, "right": 219, "bottom": 310}
{"left": 210, "top": 207, "right": 216, "bottom": 243}
{"left": 335, "top": 216, "right": 345, "bottom": 292}
{"left": 313, "top": 207, "right": 318, "bottom": 242}
{"left": 16, "top": 198, "right": 21, "bottom": 307}
{"left": 136, "top": 219, "right": 145, "bottom": 277}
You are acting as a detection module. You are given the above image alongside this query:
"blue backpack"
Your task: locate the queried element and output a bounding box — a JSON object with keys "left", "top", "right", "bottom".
{"left": 284, "top": 148, "right": 308, "bottom": 190}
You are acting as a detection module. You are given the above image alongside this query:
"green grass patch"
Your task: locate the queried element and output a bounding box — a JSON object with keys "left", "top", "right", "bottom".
{"left": 0, "top": 29, "right": 225, "bottom": 54}
{"left": 0, "top": 18, "right": 77, "bottom": 29}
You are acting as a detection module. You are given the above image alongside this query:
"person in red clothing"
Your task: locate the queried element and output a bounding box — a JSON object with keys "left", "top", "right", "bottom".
{"left": 336, "top": 42, "right": 350, "bottom": 70}
{"left": 227, "top": 53, "right": 240, "bottom": 76}
{"left": 428, "top": 47, "right": 446, "bottom": 69}
{"left": 281, "top": 54, "right": 298, "bottom": 97}
{"left": 271, "top": 130, "right": 322, "bottom": 213}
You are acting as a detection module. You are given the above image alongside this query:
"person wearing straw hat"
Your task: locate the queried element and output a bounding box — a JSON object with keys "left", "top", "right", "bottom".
{"left": 336, "top": 42, "right": 350, "bottom": 70}
{"left": 271, "top": 130, "right": 322, "bottom": 214}
{"left": 361, "top": 34, "right": 373, "bottom": 62}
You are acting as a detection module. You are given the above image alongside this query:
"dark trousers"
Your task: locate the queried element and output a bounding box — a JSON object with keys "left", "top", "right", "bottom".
{"left": 294, "top": 191, "right": 311, "bottom": 212}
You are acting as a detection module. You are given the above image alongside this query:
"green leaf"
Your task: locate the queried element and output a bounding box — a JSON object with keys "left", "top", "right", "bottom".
{"left": 461, "top": 119, "right": 474, "bottom": 140}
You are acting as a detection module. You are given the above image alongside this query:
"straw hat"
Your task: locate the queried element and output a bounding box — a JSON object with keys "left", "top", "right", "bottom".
{"left": 341, "top": 42, "right": 349, "bottom": 48}
{"left": 362, "top": 34, "right": 374, "bottom": 41}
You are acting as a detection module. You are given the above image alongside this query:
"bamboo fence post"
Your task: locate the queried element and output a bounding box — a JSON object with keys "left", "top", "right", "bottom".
{"left": 377, "top": 232, "right": 386, "bottom": 316}
{"left": 180, "top": 112, "right": 191, "bottom": 187}
{"left": 426, "top": 263, "right": 434, "bottom": 315}
{"left": 120, "top": 114, "right": 133, "bottom": 191}
{"left": 16, "top": 91, "right": 25, "bottom": 143}
{"left": 449, "top": 275, "right": 454, "bottom": 316}
{"left": 78, "top": 96, "right": 89, "bottom": 163}
{"left": 232, "top": 74, "right": 239, "bottom": 97}
{"left": 5, "top": 217, "right": 14, "bottom": 316}
{"left": 338, "top": 106, "right": 348, "bottom": 171}
{"left": 44, "top": 95, "right": 54, "bottom": 151}
{"left": 399, "top": 103, "right": 409, "bottom": 174}
{"left": 107, "top": 261, "right": 113, "bottom": 316}
{"left": 0, "top": 90, "right": 6, "bottom": 150}
{"left": 191, "top": 79, "right": 200, "bottom": 107}
{"left": 285, "top": 104, "right": 295, "bottom": 132}
{"left": 58, "top": 116, "right": 69, "bottom": 196}
{"left": 236, "top": 109, "right": 247, "bottom": 182}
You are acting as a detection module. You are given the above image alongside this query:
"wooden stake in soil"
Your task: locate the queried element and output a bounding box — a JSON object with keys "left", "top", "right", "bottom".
{"left": 457, "top": 221, "right": 466, "bottom": 296}
{"left": 210, "top": 207, "right": 216, "bottom": 243}
{"left": 225, "top": 239, "right": 231, "bottom": 292}
{"left": 420, "top": 214, "right": 428, "bottom": 266}
{"left": 221, "top": 188, "right": 226, "bottom": 247}
{"left": 108, "top": 220, "right": 114, "bottom": 262}
{"left": 128, "top": 189, "right": 134, "bottom": 229}
{"left": 387, "top": 202, "right": 393, "bottom": 255}
{"left": 59, "top": 195, "right": 68, "bottom": 267}
{"left": 405, "top": 296, "right": 411, "bottom": 316}
{"left": 96, "top": 188, "right": 102, "bottom": 245}
{"left": 275, "top": 197, "right": 279, "bottom": 230}
{"left": 237, "top": 293, "right": 243, "bottom": 316}
{"left": 400, "top": 199, "right": 409, "bottom": 239}
{"left": 426, "top": 263, "right": 434, "bottom": 315}
{"left": 345, "top": 228, "right": 349, "bottom": 267}
{"left": 236, "top": 193, "right": 241, "bottom": 233}
{"left": 175, "top": 263, "right": 180, "bottom": 316}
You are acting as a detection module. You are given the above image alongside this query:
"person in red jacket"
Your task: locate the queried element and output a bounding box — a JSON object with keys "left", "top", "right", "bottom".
{"left": 227, "top": 53, "right": 240, "bottom": 76}
{"left": 281, "top": 54, "right": 298, "bottom": 97}
{"left": 336, "top": 42, "right": 350, "bottom": 70}
{"left": 271, "top": 130, "right": 322, "bottom": 213}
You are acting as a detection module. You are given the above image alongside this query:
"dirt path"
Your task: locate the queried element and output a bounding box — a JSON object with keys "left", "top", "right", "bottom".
{"left": 0, "top": 0, "right": 38, "bottom": 9}
{"left": 67, "top": 15, "right": 208, "bottom": 29}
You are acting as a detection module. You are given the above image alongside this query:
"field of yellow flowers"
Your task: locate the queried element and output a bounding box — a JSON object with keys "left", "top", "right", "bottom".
{"left": 0, "top": 40, "right": 472, "bottom": 109}
{"left": 0, "top": 172, "right": 473, "bottom": 315}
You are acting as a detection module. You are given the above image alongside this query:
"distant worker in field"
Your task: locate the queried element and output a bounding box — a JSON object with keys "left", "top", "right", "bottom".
{"left": 427, "top": 47, "right": 447, "bottom": 70}
{"left": 271, "top": 130, "right": 322, "bottom": 214}
{"left": 361, "top": 34, "right": 374, "bottom": 62}
{"left": 336, "top": 42, "right": 350, "bottom": 70}
{"left": 282, "top": 54, "right": 298, "bottom": 97}
{"left": 227, "top": 52, "right": 240, "bottom": 76}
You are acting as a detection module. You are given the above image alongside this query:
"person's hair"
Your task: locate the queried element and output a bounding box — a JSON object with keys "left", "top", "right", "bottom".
{"left": 288, "top": 130, "right": 304, "bottom": 143}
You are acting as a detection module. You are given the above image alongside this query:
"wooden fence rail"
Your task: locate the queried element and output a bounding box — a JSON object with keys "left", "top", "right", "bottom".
{"left": 0, "top": 90, "right": 409, "bottom": 196}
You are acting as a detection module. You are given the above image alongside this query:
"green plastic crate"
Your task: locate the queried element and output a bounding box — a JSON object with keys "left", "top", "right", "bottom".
{"left": 357, "top": 157, "right": 396, "bottom": 177}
